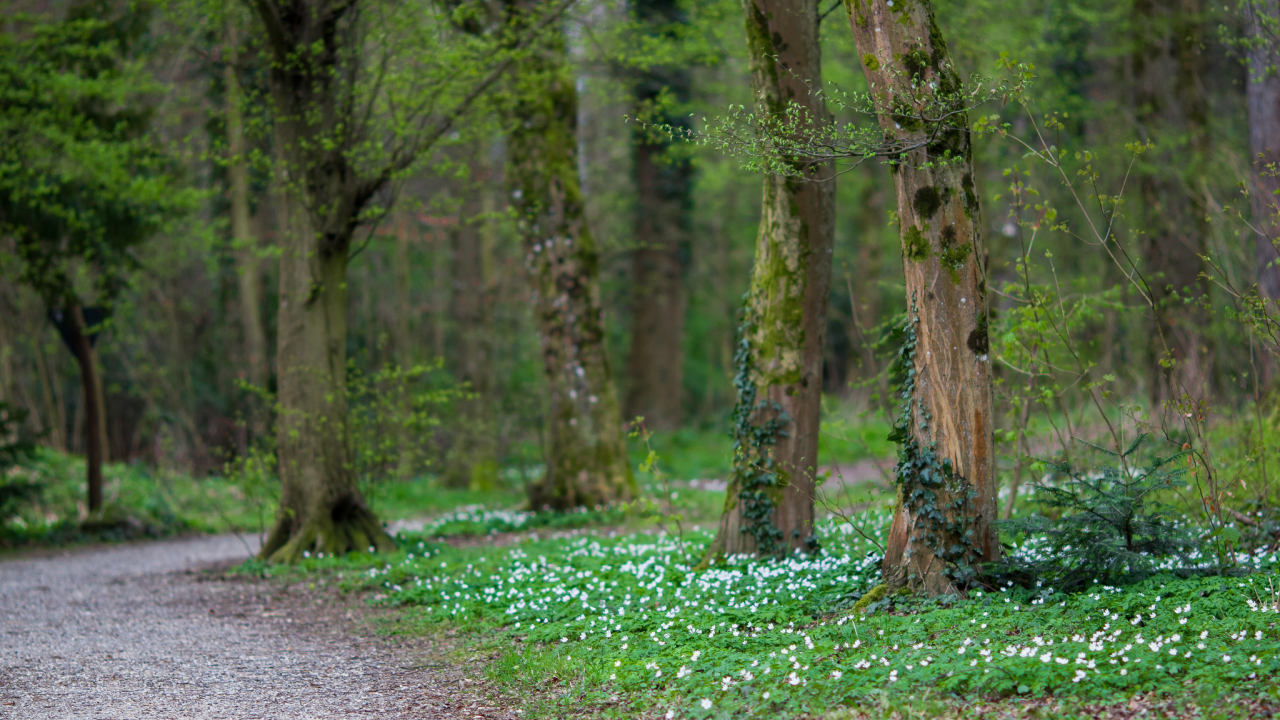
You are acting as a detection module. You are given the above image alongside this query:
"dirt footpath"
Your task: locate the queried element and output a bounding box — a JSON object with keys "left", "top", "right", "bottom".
{"left": 0, "top": 535, "right": 512, "bottom": 719}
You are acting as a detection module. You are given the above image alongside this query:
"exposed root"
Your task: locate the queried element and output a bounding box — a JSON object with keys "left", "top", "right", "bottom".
{"left": 259, "top": 501, "right": 395, "bottom": 563}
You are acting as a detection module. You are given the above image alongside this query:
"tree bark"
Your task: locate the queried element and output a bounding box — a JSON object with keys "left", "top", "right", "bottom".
{"left": 507, "top": 1, "right": 634, "bottom": 510}
{"left": 226, "top": 21, "right": 269, "bottom": 422}
{"left": 843, "top": 0, "right": 999, "bottom": 594}
{"left": 260, "top": 186, "right": 391, "bottom": 561}
{"left": 1132, "top": 0, "right": 1212, "bottom": 403}
{"left": 444, "top": 195, "right": 498, "bottom": 491}
{"left": 252, "top": 0, "right": 393, "bottom": 561}
{"left": 623, "top": 0, "right": 693, "bottom": 432}
{"left": 65, "top": 301, "right": 103, "bottom": 512}
{"left": 705, "top": 0, "right": 835, "bottom": 561}
{"left": 1248, "top": 0, "right": 1280, "bottom": 299}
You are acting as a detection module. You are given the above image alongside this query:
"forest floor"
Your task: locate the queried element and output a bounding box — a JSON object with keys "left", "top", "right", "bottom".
{"left": 0, "top": 534, "right": 509, "bottom": 719}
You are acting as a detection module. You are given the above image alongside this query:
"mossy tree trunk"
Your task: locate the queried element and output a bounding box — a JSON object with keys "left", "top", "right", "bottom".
{"left": 624, "top": 0, "right": 693, "bottom": 432}
{"left": 251, "top": 0, "right": 394, "bottom": 562}
{"left": 844, "top": 0, "right": 999, "bottom": 594}
{"left": 507, "top": 1, "right": 634, "bottom": 510}
{"left": 707, "top": 0, "right": 835, "bottom": 560}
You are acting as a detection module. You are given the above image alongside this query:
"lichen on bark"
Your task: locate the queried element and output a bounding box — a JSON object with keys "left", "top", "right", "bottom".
{"left": 506, "top": 2, "right": 634, "bottom": 511}
{"left": 704, "top": 0, "right": 835, "bottom": 562}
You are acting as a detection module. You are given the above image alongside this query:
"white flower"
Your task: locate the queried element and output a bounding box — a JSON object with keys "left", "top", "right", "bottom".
{"left": 832, "top": 670, "right": 843, "bottom": 679}
{"left": 700, "top": 699, "right": 712, "bottom": 710}
{"left": 614, "top": 660, "right": 621, "bottom": 667}
{"left": 1223, "top": 655, "right": 1232, "bottom": 663}
{"left": 763, "top": 692, "right": 770, "bottom": 700}
{"left": 1120, "top": 669, "right": 1128, "bottom": 676}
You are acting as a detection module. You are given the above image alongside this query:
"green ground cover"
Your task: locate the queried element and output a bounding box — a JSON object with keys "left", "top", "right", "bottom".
{"left": 259, "top": 508, "right": 1280, "bottom": 719}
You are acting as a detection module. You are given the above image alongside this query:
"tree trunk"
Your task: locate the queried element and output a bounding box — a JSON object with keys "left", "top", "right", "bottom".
{"left": 444, "top": 196, "right": 498, "bottom": 491}
{"left": 507, "top": 3, "right": 634, "bottom": 510}
{"left": 705, "top": 0, "right": 835, "bottom": 561}
{"left": 65, "top": 301, "right": 103, "bottom": 512}
{"left": 259, "top": 187, "right": 391, "bottom": 561}
{"left": 843, "top": 0, "right": 999, "bottom": 594}
{"left": 1133, "top": 0, "right": 1212, "bottom": 403}
{"left": 623, "top": 0, "right": 693, "bottom": 432}
{"left": 226, "top": 21, "right": 268, "bottom": 423}
{"left": 252, "top": 0, "right": 393, "bottom": 560}
{"left": 1249, "top": 0, "right": 1280, "bottom": 299}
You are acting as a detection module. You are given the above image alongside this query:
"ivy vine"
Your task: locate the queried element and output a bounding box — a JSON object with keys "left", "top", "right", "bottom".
{"left": 887, "top": 304, "right": 982, "bottom": 585}
{"left": 729, "top": 316, "right": 789, "bottom": 557}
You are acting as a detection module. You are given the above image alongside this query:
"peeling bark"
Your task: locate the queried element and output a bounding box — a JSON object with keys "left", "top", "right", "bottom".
{"left": 843, "top": 0, "right": 999, "bottom": 594}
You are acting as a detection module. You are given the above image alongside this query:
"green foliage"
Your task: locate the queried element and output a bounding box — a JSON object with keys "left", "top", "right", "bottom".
{"left": 727, "top": 317, "right": 789, "bottom": 556}
{"left": 0, "top": 402, "right": 41, "bottom": 521}
{"left": 1002, "top": 436, "right": 1201, "bottom": 589}
{"left": 0, "top": 10, "right": 189, "bottom": 310}
{"left": 0, "top": 447, "right": 261, "bottom": 547}
{"left": 271, "top": 504, "right": 1280, "bottom": 719}
{"left": 346, "top": 360, "right": 457, "bottom": 492}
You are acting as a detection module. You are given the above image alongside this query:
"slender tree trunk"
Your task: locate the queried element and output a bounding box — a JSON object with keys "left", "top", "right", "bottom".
{"left": 1133, "top": 0, "right": 1212, "bottom": 403}
{"left": 394, "top": 214, "right": 412, "bottom": 367}
{"left": 393, "top": 213, "right": 415, "bottom": 480}
{"left": 844, "top": 0, "right": 999, "bottom": 593}
{"left": 65, "top": 301, "right": 103, "bottom": 512}
{"left": 433, "top": 225, "right": 449, "bottom": 361}
{"left": 507, "top": 2, "right": 634, "bottom": 510}
{"left": 226, "top": 21, "right": 268, "bottom": 426}
{"left": 705, "top": 0, "right": 835, "bottom": 561}
{"left": 623, "top": 0, "right": 693, "bottom": 432}
{"left": 445, "top": 197, "right": 498, "bottom": 490}
{"left": 1249, "top": 0, "right": 1280, "bottom": 299}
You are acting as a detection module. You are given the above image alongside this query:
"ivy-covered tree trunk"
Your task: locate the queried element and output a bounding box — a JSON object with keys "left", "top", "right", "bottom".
{"left": 253, "top": 0, "right": 394, "bottom": 562}
{"left": 508, "top": 2, "right": 634, "bottom": 510}
{"left": 844, "top": 0, "right": 999, "bottom": 594}
{"left": 624, "top": 0, "right": 693, "bottom": 432}
{"left": 706, "top": 0, "right": 835, "bottom": 560}
{"left": 1248, "top": 0, "right": 1280, "bottom": 300}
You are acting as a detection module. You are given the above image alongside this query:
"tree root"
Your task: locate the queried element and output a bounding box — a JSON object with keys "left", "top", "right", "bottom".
{"left": 259, "top": 503, "right": 395, "bottom": 563}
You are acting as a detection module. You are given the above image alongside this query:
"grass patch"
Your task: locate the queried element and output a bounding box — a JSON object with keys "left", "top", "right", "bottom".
{"left": 268, "top": 507, "right": 1280, "bottom": 719}
{"left": 0, "top": 448, "right": 270, "bottom": 548}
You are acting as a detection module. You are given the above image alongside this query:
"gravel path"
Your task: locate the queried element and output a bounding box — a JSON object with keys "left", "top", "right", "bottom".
{"left": 0, "top": 535, "right": 512, "bottom": 719}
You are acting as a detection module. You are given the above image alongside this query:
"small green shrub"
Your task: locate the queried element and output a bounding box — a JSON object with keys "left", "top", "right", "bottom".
{"left": 1000, "top": 435, "right": 1200, "bottom": 589}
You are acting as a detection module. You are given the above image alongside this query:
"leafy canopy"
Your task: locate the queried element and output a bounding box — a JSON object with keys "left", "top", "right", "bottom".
{"left": 0, "top": 8, "right": 189, "bottom": 311}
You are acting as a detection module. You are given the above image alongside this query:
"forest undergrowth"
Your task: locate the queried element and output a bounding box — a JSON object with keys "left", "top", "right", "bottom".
{"left": 255, "top": 504, "right": 1280, "bottom": 719}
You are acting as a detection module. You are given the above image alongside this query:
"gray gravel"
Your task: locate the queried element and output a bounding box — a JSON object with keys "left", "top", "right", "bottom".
{"left": 0, "top": 535, "right": 512, "bottom": 719}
